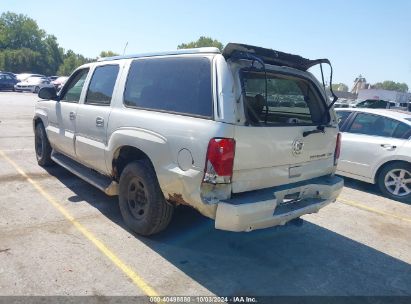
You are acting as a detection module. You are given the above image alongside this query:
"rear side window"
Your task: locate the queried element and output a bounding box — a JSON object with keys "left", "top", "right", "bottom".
{"left": 241, "top": 70, "right": 327, "bottom": 126}
{"left": 85, "top": 65, "right": 119, "bottom": 105}
{"left": 393, "top": 122, "right": 411, "bottom": 139}
{"left": 124, "top": 57, "right": 212, "bottom": 118}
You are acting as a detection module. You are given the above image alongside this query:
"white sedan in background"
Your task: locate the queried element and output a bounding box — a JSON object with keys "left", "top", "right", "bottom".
{"left": 336, "top": 108, "right": 411, "bottom": 202}
{"left": 14, "top": 76, "right": 54, "bottom": 93}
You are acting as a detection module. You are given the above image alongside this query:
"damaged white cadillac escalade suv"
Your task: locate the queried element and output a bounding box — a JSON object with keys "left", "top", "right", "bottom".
{"left": 33, "top": 43, "right": 343, "bottom": 235}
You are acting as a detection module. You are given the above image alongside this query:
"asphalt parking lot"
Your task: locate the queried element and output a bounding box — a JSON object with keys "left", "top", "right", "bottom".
{"left": 0, "top": 92, "right": 410, "bottom": 298}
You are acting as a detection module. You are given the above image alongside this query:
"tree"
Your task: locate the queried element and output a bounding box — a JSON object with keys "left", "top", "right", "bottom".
{"left": 178, "top": 36, "right": 224, "bottom": 51}
{"left": 99, "top": 50, "right": 119, "bottom": 58}
{"left": 58, "top": 50, "right": 92, "bottom": 76}
{"left": 0, "top": 12, "right": 64, "bottom": 75}
{"left": 373, "top": 81, "right": 408, "bottom": 93}
{"left": 0, "top": 48, "right": 41, "bottom": 73}
{"left": 0, "top": 12, "right": 44, "bottom": 51}
{"left": 331, "top": 83, "right": 348, "bottom": 92}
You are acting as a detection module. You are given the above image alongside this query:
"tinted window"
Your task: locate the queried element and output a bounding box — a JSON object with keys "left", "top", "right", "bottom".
{"left": 356, "top": 100, "right": 387, "bottom": 109}
{"left": 336, "top": 111, "right": 352, "bottom": 128}
{"left": 241, "top": 70, "right": 327, "bottom": 126}
{"left": 393, "top": 122, "right": 411, "bottom": 139}
{"left": 85, "top": 65, "right": 119, "bottom": 105}
{"left": 61, "top": 69, "right": 89, "bottom": 103}
{"left": 348, "top": 113, "right": 402, "bottom": 137}
{"left": 124, "top": 57, "right": 212, "bottom": 118}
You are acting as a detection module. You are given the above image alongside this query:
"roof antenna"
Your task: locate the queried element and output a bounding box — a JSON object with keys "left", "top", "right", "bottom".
{"left": 123, "top": 41, "right": 129, "bottom": 55}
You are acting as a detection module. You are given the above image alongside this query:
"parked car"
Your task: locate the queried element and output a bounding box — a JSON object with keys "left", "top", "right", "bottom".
{"left": 15, "top": 76, "right": 54, "bottom": 93}
{"left": 354, "top": 99, "right": 395, "bottom": 109}
{"left": 51, "top": 76, "right": 69, "bottom": 91}
{"left": 334, "top": 102, "right": 350, "bottom": 108}
{"left": 16, "top": 73, "right": 45, "bottom": 82}
{"left": 0, "top": 73, "right": 18, "bottom": 91}
{"left": 336, "top": 108, "right": 411, "bottom": 202}
{"left": 34, "top": 43, "right": 343, "bottom": 235}
{"left": 48, "top": 76, "right": 59, "bottom": 81}
{"left": 0, "top": 71, "right": 17, "bottom": 79}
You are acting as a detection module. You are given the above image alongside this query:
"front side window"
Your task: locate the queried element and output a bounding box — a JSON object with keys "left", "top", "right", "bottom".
{"left": 60, "top": 68, "right": 89, "bottom": 103}
{"left": 85, "top": 65, "right": 119, "bottom": 105}
{"left": 241, "top": 70, "right": 327, "bottom": 126}
{"left": 347, "top": 113, "right": 403, "bottom": 137}
{"left": 336, "top": 111, "right": 352, "bottom": 129}
{"left": 124, "top": 57, "right": 213, "bottom": 118}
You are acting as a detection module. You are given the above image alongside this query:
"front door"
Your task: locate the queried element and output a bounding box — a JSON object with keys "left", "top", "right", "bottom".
{"left": 339, "top": 112, "right": 408, "bottom": 179}
{"left": 49, "top": 68, "right": 90, "bottom": 158}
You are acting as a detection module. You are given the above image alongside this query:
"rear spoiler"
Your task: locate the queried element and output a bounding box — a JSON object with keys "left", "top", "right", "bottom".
{"left": 223, "top": 43, "right": 338, "bottom": 109}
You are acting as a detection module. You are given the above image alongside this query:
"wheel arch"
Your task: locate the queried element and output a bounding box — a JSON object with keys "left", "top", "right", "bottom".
{"left": 33, "top": 113, "right": 47, "bottom": 131}
{"left": 111, "top": 145, "right": 156, "bottom": 182}
{"left": 374, "top": 159, "right": 411, "bottom": 183}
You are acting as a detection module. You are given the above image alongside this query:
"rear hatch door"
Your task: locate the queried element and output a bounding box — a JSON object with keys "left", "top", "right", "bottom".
{"left": 231, "top": 66, "right": 338, "bottom": 193}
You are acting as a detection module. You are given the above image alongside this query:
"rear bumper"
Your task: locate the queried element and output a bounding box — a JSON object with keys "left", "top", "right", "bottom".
{"left": 215, "top": 175, "right": 343, "bottom": 232}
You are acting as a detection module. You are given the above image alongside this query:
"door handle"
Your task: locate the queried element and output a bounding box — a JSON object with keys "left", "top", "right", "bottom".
{"left": 380, "top": 144, "right": 396, "bottom": 150}
{"left": 96, "top": 117, "right": 104, "bottom": 127}
{"left": 69, "top": 111, "right": 76, "bottom": 120}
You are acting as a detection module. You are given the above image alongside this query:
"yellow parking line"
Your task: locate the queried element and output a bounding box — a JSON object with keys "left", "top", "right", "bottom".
{"left": 0, "top": 150, "right": 159, "bottom": 297}
{"left": 338, "top": 197, "right": 411, "bottom": 224}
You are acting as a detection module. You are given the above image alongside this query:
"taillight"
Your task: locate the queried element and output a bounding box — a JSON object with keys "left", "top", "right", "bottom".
{"left": 203, "top": 138, "right": 236, "bottom": 184}
{"left": 334, "top": 133, "right": 341, "bottom": 166}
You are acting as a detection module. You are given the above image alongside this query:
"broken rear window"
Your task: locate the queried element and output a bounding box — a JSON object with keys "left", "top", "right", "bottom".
{"left": 241, "top": 70, "right": 328, "bottom": 126}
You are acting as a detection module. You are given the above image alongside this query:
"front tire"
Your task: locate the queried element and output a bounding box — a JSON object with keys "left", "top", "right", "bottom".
{"left": 119, "top": 160, "right": 173, "bottom": 235}
{"left": 377, "top": 162, "right": 411, "bottom": 203}
{"left": 34, "top": 123, "right": 54, "bottom": 166}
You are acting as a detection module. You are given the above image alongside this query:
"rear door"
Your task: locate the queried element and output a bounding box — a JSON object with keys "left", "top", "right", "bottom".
{"left": 75, "top": 64, "right": 120, "bottom": 173}
{"left": 232, "top": 69, "right": 338, "bottom": 193}
{"left": 338, "top": 112, "right": 409, "bottom": 179}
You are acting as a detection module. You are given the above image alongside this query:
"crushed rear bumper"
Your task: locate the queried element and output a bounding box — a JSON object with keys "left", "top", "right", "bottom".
{"left": 215, "top": 175, "right": 343, "bottom": 232}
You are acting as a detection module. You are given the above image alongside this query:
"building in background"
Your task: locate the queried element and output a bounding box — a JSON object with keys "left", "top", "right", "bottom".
{"left": 351, "top": 75, "right": 371, "bottom": 94}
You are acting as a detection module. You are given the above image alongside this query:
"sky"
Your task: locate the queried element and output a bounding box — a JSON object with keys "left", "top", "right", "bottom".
{"left": 1, "top": 0, "right": 410, "bottom": 89}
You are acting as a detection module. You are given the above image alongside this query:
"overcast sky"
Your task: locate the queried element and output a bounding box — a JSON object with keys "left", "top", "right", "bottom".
{"left": 2, "top": 0, "right": 410, "bottom": 89}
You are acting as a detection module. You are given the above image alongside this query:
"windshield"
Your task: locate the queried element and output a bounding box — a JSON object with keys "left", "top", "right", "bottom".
{"left": 241, "top": 69, "right": 328, "bottom": 126}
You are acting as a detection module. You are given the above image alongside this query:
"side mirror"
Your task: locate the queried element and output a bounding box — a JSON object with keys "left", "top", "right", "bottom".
{"left": 38, "top": 87, "right": 59, "bottom": 101}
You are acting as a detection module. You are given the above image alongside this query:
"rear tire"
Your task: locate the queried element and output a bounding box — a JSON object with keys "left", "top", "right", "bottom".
{"left": 377, "top": 162, "right": 411, "bottom": 203}
{"left": 34, "top": 86, "right": 40, "bottom": 93}
{"left": 119, "top": 160, "right": 173, "bottom": 235}
{"left": 34, "top": 123, "right": 54, "bottom": 167}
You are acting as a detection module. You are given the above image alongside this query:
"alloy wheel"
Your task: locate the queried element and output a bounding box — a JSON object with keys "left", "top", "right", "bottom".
{"left": 384, "top": 168, "right": 411, "bottom": 197}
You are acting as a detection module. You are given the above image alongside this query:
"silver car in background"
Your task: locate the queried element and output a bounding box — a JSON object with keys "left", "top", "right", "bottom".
{"left": 336, "top": 108, "right": 411, "bottom": 202}
{"left": 14, "top": 76, "right": 54, "bottom": 93}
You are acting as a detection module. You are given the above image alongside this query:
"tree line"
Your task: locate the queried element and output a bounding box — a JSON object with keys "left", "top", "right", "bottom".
{"left": 332, "top": 81, "right": 408, "bottom": 93}
{"left": 0, "top": 12, "right": 118, "bottom": 76}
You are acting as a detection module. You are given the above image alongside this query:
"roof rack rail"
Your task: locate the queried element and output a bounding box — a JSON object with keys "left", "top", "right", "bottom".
{"left": 98, "top": 47, "right": 221, "bottom": 62}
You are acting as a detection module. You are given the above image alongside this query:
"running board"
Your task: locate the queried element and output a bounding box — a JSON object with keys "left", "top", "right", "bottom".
{"left": 51, "top": 152, "right": 118, "bottom": 196}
